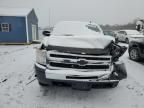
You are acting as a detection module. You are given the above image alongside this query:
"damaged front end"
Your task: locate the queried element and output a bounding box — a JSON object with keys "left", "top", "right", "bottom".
{"left": 35, "top": 40, "right": 127, "bottom": 90}
{"left": 39, "top": 41, "right": 127, "bottom": 80}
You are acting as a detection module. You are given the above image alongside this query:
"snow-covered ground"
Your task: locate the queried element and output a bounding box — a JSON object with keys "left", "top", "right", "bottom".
{"left": 0, "top": 43, "right": 144, "bottom": 108}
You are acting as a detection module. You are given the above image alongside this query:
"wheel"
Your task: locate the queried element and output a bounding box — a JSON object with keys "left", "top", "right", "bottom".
{"left": 108, "top": 81, "right": 119, "bottom": 88}
{"left": 125, "top": 38, "right": 129, "bottom": 44}
{"left": 38, "top": 81, "right": 49, "bottom": 86}
{"left": 129, "top": 48, "right": 140, "bottom": 61}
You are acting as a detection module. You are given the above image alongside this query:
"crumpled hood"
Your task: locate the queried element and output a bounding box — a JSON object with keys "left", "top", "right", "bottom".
{"left": 42, "top": 35, "right": 114, "bottom": 49}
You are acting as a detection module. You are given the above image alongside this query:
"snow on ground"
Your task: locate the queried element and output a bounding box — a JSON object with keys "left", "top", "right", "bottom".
{"left": 0, "top": 43, "right": 144, "bottom": 108}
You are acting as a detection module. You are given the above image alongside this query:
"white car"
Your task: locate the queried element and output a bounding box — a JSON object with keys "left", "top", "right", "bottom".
{"left": 35, "top": 21, "right": 127, "bottom": 90}
{"left": 116, "top": 30, "right": 143, "bottom": 43}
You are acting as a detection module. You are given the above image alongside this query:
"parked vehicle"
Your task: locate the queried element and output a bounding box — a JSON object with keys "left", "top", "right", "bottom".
{"left": 116, "top": 30, "right": 143, "bottom": 43}
{"left": 128, "top": 36, "right": 144, "bottom": 61}
{"left": 35, "top": 21, "right": 127, "bottom": 90}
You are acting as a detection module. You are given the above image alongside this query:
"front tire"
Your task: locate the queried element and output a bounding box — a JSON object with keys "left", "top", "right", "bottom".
{"left": 129, "top": 48, "right": 140, "bottom": 61}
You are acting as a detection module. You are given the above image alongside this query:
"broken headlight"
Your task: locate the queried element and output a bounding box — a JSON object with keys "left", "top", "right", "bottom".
{"left": 36, "top": 48, "right": 47, "bottom": 66}
{"left": 110, "top": 42, "right": 127, "bottom": 62}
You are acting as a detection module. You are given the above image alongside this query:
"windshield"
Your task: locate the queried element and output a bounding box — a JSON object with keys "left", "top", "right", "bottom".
{"left": 126, "top": 30, "right": 141, "bottom": 35}
{"left": 52, "top": 21, "right": 102, "bottom": 36}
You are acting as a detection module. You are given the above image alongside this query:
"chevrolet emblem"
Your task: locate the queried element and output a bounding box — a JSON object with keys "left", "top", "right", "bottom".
{"left": 77, "top": 59, "right": 88, "bottom": 66}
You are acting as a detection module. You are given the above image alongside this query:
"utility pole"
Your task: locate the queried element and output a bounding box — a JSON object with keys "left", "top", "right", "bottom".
{"left": 49, "top": 8, "right": 51, "bottom": 28}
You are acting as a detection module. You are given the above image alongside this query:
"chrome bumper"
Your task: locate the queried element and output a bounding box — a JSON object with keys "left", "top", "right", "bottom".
{"left": 35, "top": 63, "right": 119, "bottom": 83}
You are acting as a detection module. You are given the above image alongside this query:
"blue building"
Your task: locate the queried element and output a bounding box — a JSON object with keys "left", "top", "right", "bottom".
{"left": 0, "top": 7, "right": 38, "bottom": 44}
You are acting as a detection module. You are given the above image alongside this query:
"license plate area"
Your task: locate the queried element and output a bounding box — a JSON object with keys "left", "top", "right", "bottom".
{"left": 72, "top": 82, "right": 92, "bottom": 91}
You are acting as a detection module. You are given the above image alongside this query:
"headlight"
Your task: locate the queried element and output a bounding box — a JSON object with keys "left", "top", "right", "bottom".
{"left": 36, "top": 48, "right": 47, "bottom": 65}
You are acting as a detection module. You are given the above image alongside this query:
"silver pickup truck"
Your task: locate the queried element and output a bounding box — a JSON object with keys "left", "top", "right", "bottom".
{"left": 35, "top": 21, "right": 127, "bottom": 90}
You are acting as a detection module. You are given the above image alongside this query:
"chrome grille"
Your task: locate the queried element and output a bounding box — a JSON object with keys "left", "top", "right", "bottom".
{"left": 50, "top": 54, "right": 111, "bottom": 61}
{"left": 47, "top": 51, "right": 112, "bottom": 70}
{"left": 50, "top": 62, "right": 110, "bottom": 69}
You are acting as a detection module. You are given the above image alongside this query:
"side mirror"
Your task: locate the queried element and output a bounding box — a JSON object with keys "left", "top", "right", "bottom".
{"left": 43, "top": 31, "right": 51, "bottom": 36}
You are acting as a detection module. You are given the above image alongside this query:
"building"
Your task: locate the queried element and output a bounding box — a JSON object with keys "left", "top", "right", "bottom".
{"left": 0, "top": 7, "right": 38, "bottom": 44}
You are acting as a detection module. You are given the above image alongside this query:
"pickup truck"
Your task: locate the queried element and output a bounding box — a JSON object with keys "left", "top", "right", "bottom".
{"left": 35, "top": 21, "right": 127, "bottom": 90}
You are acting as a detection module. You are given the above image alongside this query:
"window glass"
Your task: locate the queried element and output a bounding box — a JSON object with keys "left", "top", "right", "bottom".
{"left": 118, "top": 31, "right": 121, "bottom": 34}
{"left": 118, "top": 31, "right": 125, "bottom": 34}
{"left": 1, "top": 23, "right": 10, "bottom": 32}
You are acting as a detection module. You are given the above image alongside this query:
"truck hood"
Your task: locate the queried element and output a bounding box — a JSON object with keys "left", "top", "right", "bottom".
{"left": 42, "top": 35, "right": 114, "bottom": 49}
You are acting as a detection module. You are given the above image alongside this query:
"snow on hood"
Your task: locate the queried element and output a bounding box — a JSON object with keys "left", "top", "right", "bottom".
{"left": 51, "top": 21, "right": 104, "bottom": 36}
{"left": 42, "top": 35, "right": 114, "bottom": 49}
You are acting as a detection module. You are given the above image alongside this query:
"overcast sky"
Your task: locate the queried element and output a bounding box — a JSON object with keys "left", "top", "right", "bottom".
{"left": 0, "top": 0, "right": 144, "bottom": 27}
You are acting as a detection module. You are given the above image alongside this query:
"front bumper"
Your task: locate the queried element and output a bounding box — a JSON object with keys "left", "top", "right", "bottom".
{"left": 35, "top": 63, "right": 119, "bottom": 84}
